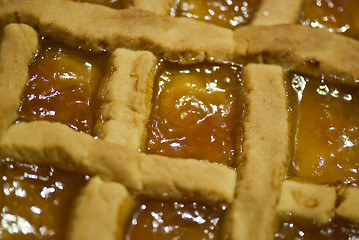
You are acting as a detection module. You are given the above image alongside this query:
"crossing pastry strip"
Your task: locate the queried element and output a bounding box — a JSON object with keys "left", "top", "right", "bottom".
{"left": 277, "top": 180, "right": 336, "bottom": 224}
{"left": 234, "top": 24, "right": 359, "bottom": 83}
{"left": 225, "top": 64, "right": 288, "bottom": 240}
{"left": 252, "top": 0, "right": 303, "bottom": 25}
{"left": 98, "top": 48, "right": 157, "bottom": 150}
{"left": 132, "top": 0, "right": 176, "bottom": 15}
{"left": 1, "top": 1, "right": 359, "bottom": 82}
{"left": 68, "top": 177, "right": 135, "bottom": 240}
{"left": 0, "top": 24, "right": 38, "bottom": 137}
{"left": 0, "top": 0, "right": 234, "bottom": 63}
{"left": 336, "top": 187, "right": 359, "bottom": 224}
{"left": 0, "top": 121, "right": 236, "bottom": 203}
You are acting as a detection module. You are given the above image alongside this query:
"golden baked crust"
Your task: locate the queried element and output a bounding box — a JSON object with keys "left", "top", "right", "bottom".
{"left": 336, "top": 187, "right": 359, "bottom": 224}
{"left": 252, "top": 0, "right": 303, "bottom": 25}
{"left": 277, "top": 180, "right": 336, "bottom": 224}
{"left": 1, "top": 0, "right": 359, "bottom": 239}
{"left": 0, "top": 0, "right": 234, "bottom": 63}
{"left": 0, "top": 121, "right": 236, "bottom": 203}
{"left": 234, "top": 24, "right": 359, "bottom": 82}
{"left": 99, "top": 48, "right": 157, "bottom": 150}
{"left": 132, "top": 0, "right": 175, "bottom": 15}
{"left": 68, "top": 177, "right": 135, "bottom": 240}
{"left": 225, "top": 64, "right": 288, "bottom": 240}
{"left": 0, "top": 24, "right": 38, "bottom": 137}
{"left": 2, "top": 1, "right": 359, "bottom": 79}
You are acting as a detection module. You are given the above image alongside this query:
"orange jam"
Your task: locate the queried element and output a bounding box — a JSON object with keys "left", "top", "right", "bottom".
{"left": 0, "top": 157, "right": 89, "bottom": 240}
{"left": 287, "top": 72, "right": 359, "bottom": 185}
{"left": 125, "top": 198, "right": 227, "bottom": 240}
{"left": 171, "top": 0, "right": 262, "bottom": 29}
{"left": 17, "top": 38, "right": 107, "bottom": 135}
{"left": 145, "top": 61, "right": 243, "bottom": 166}
{"left": 275, "top": 216, "right": 359, "bottom": 240}
{"left": 75, "top": 0, "right": 130, "bottom": 9}
{"left": 298, "top": 0, "right": 359, "bottom": 39}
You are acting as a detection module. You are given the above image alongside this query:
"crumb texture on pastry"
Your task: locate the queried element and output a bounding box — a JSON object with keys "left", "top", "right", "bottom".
{"left": 99, "top": 48, "right": 157, "bottom": 150}
{"left": 277, "top": 180, "right": 336, "bottom": 224}
{"left": 0, "top": 121, "right": 236, "bottom": 203}
{"left": 336, "top": 187, "right": 359, "bottom": 224}
{"left": 0, "top": 0, "right": 234, "bottom": 63}
{"left": 225, "top": 64, "right": 288, "bottom": 240}
{"left": 68, "top": 177, "right": 135, "bottom": 240}
{"left": 252, "top": 0, "right": 303, "bottom": 25}
{"left": 0, "top": 23, "right": 38, "bottom": 137}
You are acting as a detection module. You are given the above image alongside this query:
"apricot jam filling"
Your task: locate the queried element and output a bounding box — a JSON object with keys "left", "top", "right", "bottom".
{"left": 125, "top": 197, "right": 226, "bottom": 240}
{"left": 17, "top": 38, "right": 107, "bottom": 135}
{"left": 145, "top": 61, "right": 243, "bottom": 166}
{"left": 275, "top": 216, "right": 359, "bottom": 240}
{"left": 298, "top": 0, "right": 359, "bottom": 39}
{"left": 0, "top": 157, "right": 89, "bottom": 240}
{"left": 75, "top": 0, "right": 130, "bottom": 9}
{"left": 287, "top": 72, "right": 359, "bottom": 185}
{"left": 171, "top": 0, "right": 262, "bottom": 29}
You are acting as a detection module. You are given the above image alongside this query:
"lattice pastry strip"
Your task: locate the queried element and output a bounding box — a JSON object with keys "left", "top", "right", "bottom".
{"left": 2, "top": 0, "right": 359, "bottom": 239}
{"left": 98, "top": 48, "right": 157, "bottom": 150}
{"left": 0, "top": 21, "right": 236, "bottom": 239}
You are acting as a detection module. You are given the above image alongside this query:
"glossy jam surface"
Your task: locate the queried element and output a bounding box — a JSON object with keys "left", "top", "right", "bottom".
{"left": 0, "top": 158, "right": 88, "bottom": 240}
{"left": 125, "top": 198, "right": 226, "bottom": 240}
{"left": 172, "top": 0, "right": 262, "bottom": 29}
{"left": 145, "top": 61, "right": 243, "bottom": 166}
{"left": 275, "top": 216, "right": 359, "bottom": 240}
{"left": 298, "top": 0, "right": 359, "bottom": 39}
{"left": 17, "top": 39, "right": 106, "bottom": 135}
{"left": 75, "top": 0, "right": 130, "bottom": 9}
{"left": 288, "top": 73, "right": 359, "bottom": 185}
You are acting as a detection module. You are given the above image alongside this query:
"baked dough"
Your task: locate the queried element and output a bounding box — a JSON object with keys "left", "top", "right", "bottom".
{"left": 98, "top": 48, "right": 157, "bottom": 150}
{"left": 0, "top": 24, "right": 38, "bottom": 137}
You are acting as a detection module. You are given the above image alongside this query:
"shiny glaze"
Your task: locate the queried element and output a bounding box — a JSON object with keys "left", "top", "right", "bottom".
{"left": 275, "top": 216, "right": 359, "bottom": 240}
{"left": 17, "top": 38, "right": 106, "bottom": 135}
{"left": 145, "top": 61, "right": 243, "bottom": 166}
{"left": 298, "top": 0, "right": 359, "bottom": 39}
{"left": 0, "top": 157, "right": 88, "bottom": 240}
{"left": 171, "top": 0, "right": 262, "bottom": 29}
{"left": 125, "top": 198, "right": 227, "bottom": 240}
{"left": 288, "top": 72, "right": 359, "bottom": 185}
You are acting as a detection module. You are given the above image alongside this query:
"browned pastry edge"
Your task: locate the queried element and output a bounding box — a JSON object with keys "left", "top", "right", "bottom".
{"left": 234, "top": 24, "right": 359, "bottom": 84}
{"left": 1, "top": 0, "right": 359, "bottom": 84}
{"left": 68, "top": 177, "right": 135, "bottom": 240}
{"left": 132, "top": 0, "right": 176, "bottom": 15}
{"left": 251, "top": 0, "right": 303, "bottom": 26}
{"left": 224, "top": 64, "right": 289, "bottom": 240}
{"left": 0, "top": 24, "right": 38, "bottom": 138}
{"left": 98, "top": 48, "right": 157, "bottom": 150}
{"left": 0, "top": 121, "right": 237, "bottom": 204}
{"left": 0, "top": 0, "right": 234, "bottom": 64}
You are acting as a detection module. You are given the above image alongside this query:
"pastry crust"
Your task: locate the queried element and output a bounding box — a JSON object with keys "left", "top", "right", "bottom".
{"left": 132, "top": 0, "right": 176, "bottom": 15}
{"left": 252, "top": 0, "right": 303, "bottom": 25}
{"left": 0, "top": 0, "right": 234, "bottom": 64}
{"left": 277, "top": 180, "right": 336, "bottom": 224}
{"left": 99, "top": 48, "right": 157, "bottom": 150}
{"left": 1, "top": 1, "right": 359, "bottom": 82}
{"left": 68, "top": 177, "right": 135, "bottom": 240}
{"left": 0, "top": 121, "right": 236, "bottom": 203}
{"left": 0, "top": 23, "right": 38, "bottom": 137}
{"left": 336, "top": 187, "right": 359, "bottom": 224}
{"left": 1, "top": 1, "right": 359, "bottom": 238}
{"left": 225, "top": 64, "right": 288, "bottom": 240}
{"left": 234, "top": 24, "right": 359, "bottom": 83}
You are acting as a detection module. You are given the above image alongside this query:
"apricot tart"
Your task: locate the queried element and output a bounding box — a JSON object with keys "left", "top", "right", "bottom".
{"left": 1, "top": 0, "right": 359, "bottom": 240}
